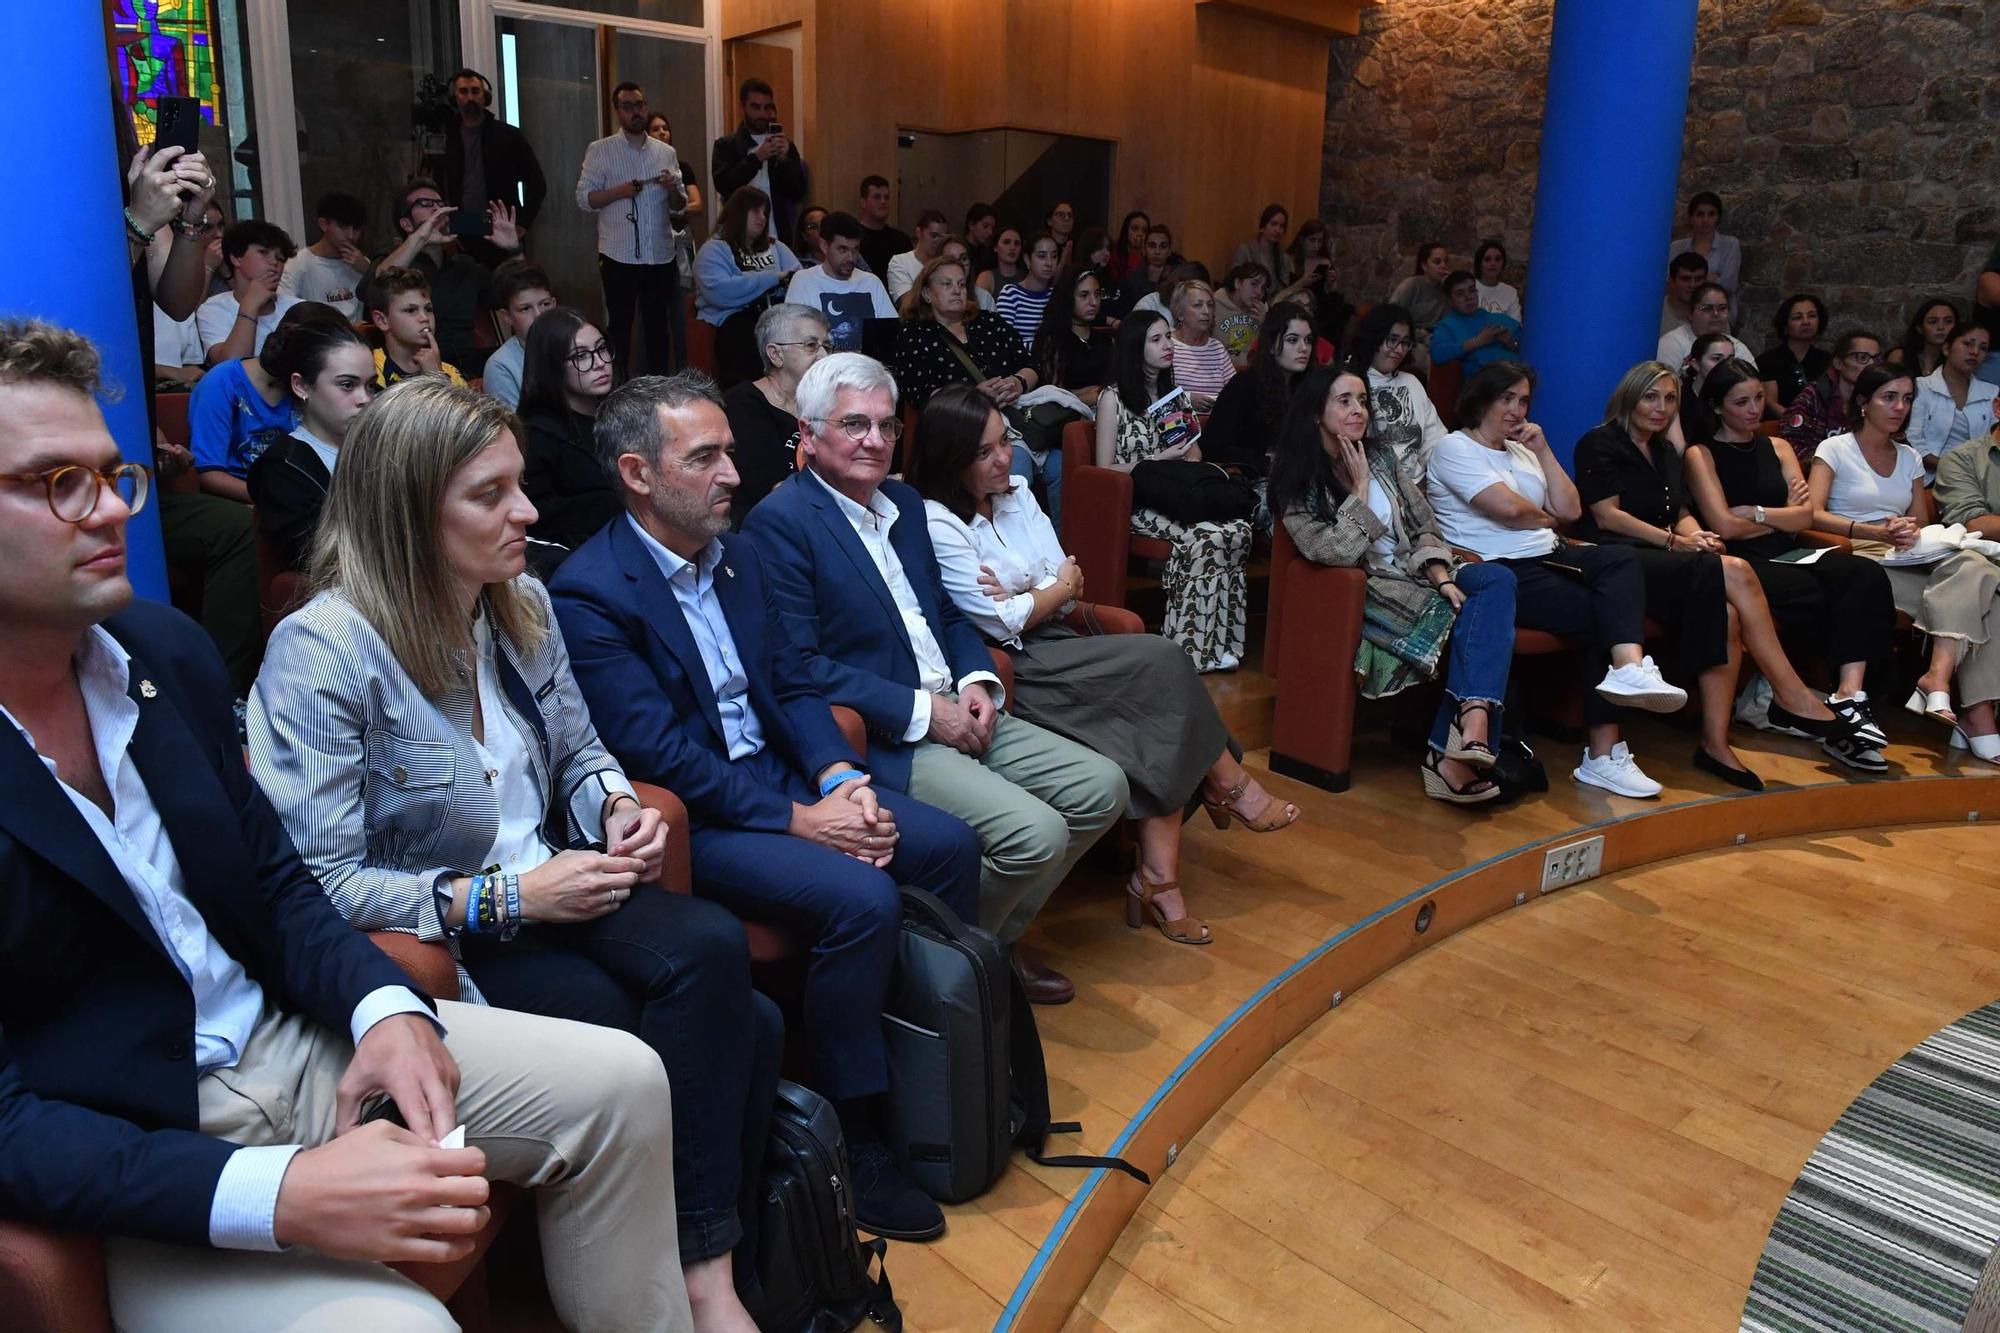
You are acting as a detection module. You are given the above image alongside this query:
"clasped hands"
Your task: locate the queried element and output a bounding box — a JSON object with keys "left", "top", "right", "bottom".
{"left": 792, "top": 770, "right": 898, "bottom": 866}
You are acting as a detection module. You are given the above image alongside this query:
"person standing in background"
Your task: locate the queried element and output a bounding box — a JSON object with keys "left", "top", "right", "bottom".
{"left": 1667, "top": 191, "right": 1741, "bottom": 299}
{"left": 442, "top": 67, "right": 547, "bottom": 266}
{"left": 578, "top": 81, "right": 687, "bottom": 379}
{"left": 711, "top": 78, "right": 807, "bottom": 243}
{"left": 855, "top": 175, "right": 910, "bottom": 280}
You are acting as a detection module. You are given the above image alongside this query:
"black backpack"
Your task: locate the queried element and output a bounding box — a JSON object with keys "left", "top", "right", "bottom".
{"left": 883, "top": 887, "right": 1147, "bottom": 1204}
{"left": 743, "top": 1081, "right": 901, "bottom": 1333}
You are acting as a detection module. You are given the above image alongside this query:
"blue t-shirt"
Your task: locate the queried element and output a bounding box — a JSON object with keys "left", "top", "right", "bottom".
{"left": 189, "top": 358, "right": 295, "bottom": 478}
{"left": 1431, "top": 308, "right": 1523, "bottom": 373}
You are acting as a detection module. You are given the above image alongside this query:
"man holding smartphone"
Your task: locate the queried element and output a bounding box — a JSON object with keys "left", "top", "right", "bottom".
{"left": 577, "top": 81, "right": 687, "bottom": 378}
{"left": 367, "top": 180, "right": 522, "bottom": 378}
{"left": 712, "top": 78, "right": 806, "bottom": 242}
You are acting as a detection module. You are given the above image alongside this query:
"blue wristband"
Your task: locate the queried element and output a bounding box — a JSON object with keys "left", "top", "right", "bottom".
{"left": 817, "top": 768, "right": 866, "bottom": 798}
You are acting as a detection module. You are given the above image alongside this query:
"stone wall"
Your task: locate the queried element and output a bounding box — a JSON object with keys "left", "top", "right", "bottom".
{"left": 1319, "top": 0, "right": 1999, "bottom": 349}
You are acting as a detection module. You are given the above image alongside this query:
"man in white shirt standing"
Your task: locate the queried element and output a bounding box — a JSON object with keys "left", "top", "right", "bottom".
{"left": 1657, "top": 280, "right": 1755, "bottom": 367}
{"left": 577, "top": 81, "right": 688, "bottom": 378}
{"left": 783, "top": 212, "right": 895, "bottom": 351}
{"left": 279, "top": 191, "right": 368, "bottom": 319}
{"left": 885, "top": 209, "right": 950, "bottom": 303}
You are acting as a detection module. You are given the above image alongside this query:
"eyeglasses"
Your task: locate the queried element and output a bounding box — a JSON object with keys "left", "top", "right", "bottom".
{"left": 814, "top": 415, "right": 905, "bottom": 442}
{"left": 771, "top": 338, "right": 830, "bottom": 355}
{"left": 1844, "top": 351, "right": 1879, "bottom": 366}
{"left": 566, "top": 341, "right": 615, "bottom": 369}
{"left": 800, "top": 219, "right": 822, "bottom": 232}
{"left": 615, "top": 98, "right": 648, "bottom": 111}
{"left": 0, "top": 462, "right": 152, "bottom": 523}
{"left": 1693, "top": 302, "right": 1731, "bottom": 316}
{"left": 1381, "top": 335, "right": 1414, "bottom": 350}
{"left": 408, "top": 197, "right": 444, "bottom": 210}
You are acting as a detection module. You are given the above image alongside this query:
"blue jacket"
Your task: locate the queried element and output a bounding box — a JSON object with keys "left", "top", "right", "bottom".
{"left": 1430, "top": 308, "right": 1523, "bottom": 372}
{"left": 0, "top": 600, "right": 420, "bottom": 1246}
{"left": 742, "top": 471, "right": 994, "bottom": 789}
{"left": 549, "top": 517, "right": 858, "bottom": 830}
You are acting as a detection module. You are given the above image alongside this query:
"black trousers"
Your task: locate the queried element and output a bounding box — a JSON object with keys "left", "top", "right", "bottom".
{"left": 1743, "top": 547, "right": 1895, "bottom": 670}
{"left": 460, "top": 886, "right": 780, "bottom": 1263}
{"left": 598, "top": 255, "right": 679, "bottom": 378}
{"left": 1625, "top": 545, "right": 1731, "bottom": 681}
{"left": 1498, "top": 543, "right": 1648, "bottom": 724}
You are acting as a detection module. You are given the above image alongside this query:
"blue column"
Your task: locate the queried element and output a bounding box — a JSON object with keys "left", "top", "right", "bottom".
{"left": 1520, "top": 0, "right": 1699, "bottom": 470}
{"left": 1, "top": 9, "right": 169, "bottom": 600}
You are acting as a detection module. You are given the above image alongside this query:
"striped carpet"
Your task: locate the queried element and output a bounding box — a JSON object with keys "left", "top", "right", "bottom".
{"left": 1742, "top": 1000, "right": 2000, "bottom": 1333}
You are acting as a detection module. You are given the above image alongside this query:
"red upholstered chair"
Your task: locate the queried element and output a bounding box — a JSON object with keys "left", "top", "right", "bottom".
{"left": 254, "top": 527, "right": 310, "bottom": 643}
{"left": 155, "top": 392, "right": 206, "bottom": 615}
{"left": 1057, "top": 417, "right": 1179, "bottom": 613}
{"left": 1425, "top": 358, "right": 1463, "bottom": 431}
{"left": 1265, "top": 523, "right": 1369, "bottom": 790}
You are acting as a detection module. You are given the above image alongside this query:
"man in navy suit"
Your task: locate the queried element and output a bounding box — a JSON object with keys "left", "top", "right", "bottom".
{"left": 549, "top": 371, "right": 979, "bottom": 1241}
{"left": 742, "top": 354, "right": 1128, "bottom": 1004}
{"left": 0, "top": 320, "right": 692, "bottom": 1330}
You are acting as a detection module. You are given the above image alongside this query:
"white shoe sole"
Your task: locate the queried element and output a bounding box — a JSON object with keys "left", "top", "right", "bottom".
{"left": 1596, "top": 682, "right": 1689, "bottom": 714}
{"left": 1571, "top": 765, "right": 1663, "bottom": 799}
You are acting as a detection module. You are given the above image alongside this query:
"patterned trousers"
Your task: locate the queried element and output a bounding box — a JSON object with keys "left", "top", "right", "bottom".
{"left": 1130, "top": 507, "right": 1251, "bottom": 671}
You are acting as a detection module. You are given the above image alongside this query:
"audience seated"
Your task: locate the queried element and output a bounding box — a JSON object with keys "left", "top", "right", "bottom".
{"left": 976, "top": 223, "right": 1027, "bottom": 300}
{"left": 1128, "top": 260, "right": 1206, "bottom": 324}
{"left": 886, "top": 208, "right": 949, "bottom": 303}
{"left": 1268, "top": 365, "right": 1519, "bottom": 804}
{"left": 480, "top": 260, "right": 557, "bottom": 409}
{"left": 891, "top": 254, "right": 1039, "bottom": 415}
{"left": 1031, "top": 264, "right": 1111, "bottom": 406}
{"left": 1935, "top": 424, "right": 2000, "bottom": 762}
{"left": 1388, "top": 242, "right": 1450, "bottom": 370}
{"left": 1661, "top": 250, "right": 1709, "bottom": 337}
{"left": 1781, "top": 328, "right": 1881, "bottom": 469}
{"left": 1045, "top": 201, "right": 1077, "bottom": 264}
{"left": 1109, "top": 210, "right": 1150, "bottom": 284}
{"left": 742, "top": 354, "right": 1128, "bottom": 1003}
{"left": 793, "top": 205, "right": 828, "bottom": 266}
{"left": 280, "top": 191, "right": 368, "bottom": 320}
{"left": 1349, "top": 303, "right": 1446, "bottom": 471}
{"left": 907, "top": 384, "right": 1295, "bottom": 943}
{"left": 1112, "top": 224, "right": 1177, "bottom": 316}
{"left": 695, "top": 186, "right": 801, "bottom": 389}
{"left": 1756, "top": 293, "right": 1829, "bottom": 410}
{"left": 0, "top": 319, "right": 697, "bottom": 1332}
{"left": 1286, "top": 220, "right": 1353, "bottom": 347}
{"left": 1888, "top": 296, "right": 1959, "bottom": 378}
{"left": 196, "top": 221, "right": 302, "bottom": 365}
{"left": 1430, "top": 270, "right": 1523, "bottom": 373}
{"left": 938, "top": 234, "right": 999, "bottom": 313}
{"left": 1231, "top": 204, "right": 1294, "bottom": 292}
{"left": 996, "top": 234, "right": 1062, "bottom": 346}
{"left": 1212, "top": 264, "right": 1271, "bottom": 369}
{"left": 365, "top": 266, "right": 467, "bottom": 388}
{"left": 1671, "top": 332, "right": 1736, "bottom": 449}
{"left": 783, "top": 210, "right": 896, "bottom": 351}
{"left": 1572, "top": 361, "right": 1866, "bottom": 788}
{"left": 1666, "top": 191, "right": 1741, "bottom": 297}
{"left": 368, "top": 178, "right": 522, "bottom": 377}
{"left": 188, "top": 300, "right": 338, "bottom": 503}
{"left": 1075, "top": 226, "right": 1114, "bottom": 288}
{"left": 1808, "top": 363, "right": 2000, "bottom": 765}
{"left": 519, "top": 306, "right": 619, "bottom": 553}
{"left": 1166, "top": 280, "right": 1236, "bottom": 408}
{"left": 1424, "top": 361, "right": 1688, "bottom": 798}
{"left": 855, "top": 176, "right": 909, "bottom": 281}
{"left": 1657, "top": 281, "right": 1754, "bottom": 368}
{"left": 546, "top": 372, "right": 981, "bottom": 1240}
{"left": 1094, "top": 312, "right": 1253, "bottom": 672}
{"left": 246, "top": 316, "right": 377, "bottom": 572}
{"left": 1204, "top": 301, "right": 1314, "bottom": 492}
{"left": 1907, "top": 321, "right": 1996, "bottom": 474}
{"left": 1684, "top": 359, "right": 1897, "bottom": 751}
{"left": 722, "top": 302, "right": 829, "bottom": 523}
{"left": 962, "top": 203, "right": 999, "bottom": 275}
{"left": 248, "top": 376, "right": 774, "bottom": 1329}
{"left": 1472, "top": 240, "right": 1522, "bottom": 321}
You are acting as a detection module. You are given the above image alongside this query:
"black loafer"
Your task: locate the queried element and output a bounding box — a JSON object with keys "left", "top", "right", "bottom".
{"left": 1692, "top": 747, "right": 1764, "bottom": 792}
{"left": 848, "top": 1140, "right": 945, "bottom": 1241}
{"left": 1765, "top": 699, "right": 1852, "bottom": 743}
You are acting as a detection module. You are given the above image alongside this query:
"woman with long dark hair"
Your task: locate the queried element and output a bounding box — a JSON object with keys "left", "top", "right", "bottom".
{"left": 1388, "top": 241, "right": 1451, "bottom": 370}
{"left": 1889, "top": 296, "right": 1959, "bottom": 378}
{"left": 1231, "top": 204, "right": 1294, "bottom": 290}
{"left": 1268, "top": 365, "right": 1519, "bottom": 804}
{"left": 1756, "top": 293, "right": 1828, "bottom": 409}
{"left": 1204, "top": 301, "right": 1314, "bottom": 482}
{"left": 517, "top": 306, "right": 619, "bottom": 552}
{"left": 1285, "top": 218, "right": 1351, "bottom": 345}
{"left": 693, "top": 185, "right": 800, "bottom": 386}
{"left": 976, "top": 223, "right": 1026, "bottom": 301}
{"left": 1346, "top": 303, "right": 1444, "bottom": 470}
{"left": 1110, "top": 210, "right": 1150, "bottom": 282}
{"left": 908, "top": 385, "right": 1296, "bottom": 943}
{"left": 1471, "top": 240, "right": 1521, "bottom": 321}
{"left": 247, "top": 311, "right": 377, "bottom": 570}
{"left": 1032, "top": 263, "right": 1111, "bottom": 402}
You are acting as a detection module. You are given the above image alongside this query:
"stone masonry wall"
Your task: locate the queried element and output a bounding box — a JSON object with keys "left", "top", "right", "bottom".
{"left": 1318, "top": 0, "right": 2000, "bottom": 348}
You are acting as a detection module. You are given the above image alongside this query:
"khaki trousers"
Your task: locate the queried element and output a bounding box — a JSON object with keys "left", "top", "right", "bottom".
{"left": 105, "top": 999, "right": 692, "bottom": 1333}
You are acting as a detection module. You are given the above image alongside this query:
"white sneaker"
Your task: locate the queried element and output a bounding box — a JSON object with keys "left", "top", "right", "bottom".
{"left": 1573, "top": 742, "right": 1664, "bottom": 798}
{"left": 1595, "top": 656, "right": 1688, "bottom": 713}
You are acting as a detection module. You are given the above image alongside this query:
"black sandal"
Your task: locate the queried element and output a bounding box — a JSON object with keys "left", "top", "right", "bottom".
{"left": 1443, "top": 701, "right": 1499, "bottom": 769}
{"left": 1422, "top": 750, "right": 1501, "bottom": 805}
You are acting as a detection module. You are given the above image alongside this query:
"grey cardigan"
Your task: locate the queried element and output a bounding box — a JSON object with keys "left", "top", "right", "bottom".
{"left": 248, "top": 577, "right": 633, "bottom": 968}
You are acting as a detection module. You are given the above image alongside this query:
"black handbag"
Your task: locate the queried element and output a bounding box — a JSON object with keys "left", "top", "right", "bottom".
{"left": 1129, "top": 458, "right": 1259, "bottom": 524}
{"left": 1489, "top": 735, "right": 1549, "bottom": 801}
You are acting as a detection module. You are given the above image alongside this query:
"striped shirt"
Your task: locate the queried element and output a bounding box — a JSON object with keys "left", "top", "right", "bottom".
{"left": 996, "top": 283, "right": 1053, "bottom": 346}
{"left": 1171, "top": 336, "right": 1237, "bottom": 399}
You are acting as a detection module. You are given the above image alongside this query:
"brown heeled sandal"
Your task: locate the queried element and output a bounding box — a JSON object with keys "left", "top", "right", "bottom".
{"left": 1125, "top": 871, "right": 1212, "bottom": 945}
{"left": 1200, "top": 776, "right": 1299, "bottom": 832}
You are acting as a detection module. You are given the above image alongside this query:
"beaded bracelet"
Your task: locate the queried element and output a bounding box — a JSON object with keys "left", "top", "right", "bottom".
{"left": 500, "top": 874, "right": 522, "bottom": 942}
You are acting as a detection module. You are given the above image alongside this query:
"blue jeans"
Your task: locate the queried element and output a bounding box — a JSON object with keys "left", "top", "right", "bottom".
{"left": 1427, "top": 560, "right": 1518, "bottom": 751}
{"left": 1012, "top": 441, "right": 1063, "bottom": 527}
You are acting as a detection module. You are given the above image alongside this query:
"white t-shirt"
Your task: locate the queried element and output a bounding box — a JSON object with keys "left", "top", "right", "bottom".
{"left": 152, "top": 304, "right": 203, "bottom": 370}
{"left": 1657, "top": 323, "right": 1754, "bottom": 369}
{"left": 885, "top": 250, "right": 924, "bottom": 302}
{"left": 1476, "top": 280, "right": 1521, "bottom": 321}
{"left": 1424, "top": 429, "right": 1560, "bottom": 560}
{"left": 1366, "top": 366, "right": 1447, "bottom": 472}
{"left": 1363, "top": 476, "right": 1399, "bottom": 570}
{"left": 194, "top": 291, "right": 302, "bottom": 360}
{"left": 279, "top": 249, "right": 364, "bottom": 319}
{"left": 782, "top": 265, "right": 896, "bottom": 351}
{"left": 1812, "top": 431, "right": 1924, "bottom": 523}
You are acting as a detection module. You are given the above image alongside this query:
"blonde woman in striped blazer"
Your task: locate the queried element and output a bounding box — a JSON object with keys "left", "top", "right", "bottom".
{"left": 248, "top": 376, "right": 778, "bottom": 1326}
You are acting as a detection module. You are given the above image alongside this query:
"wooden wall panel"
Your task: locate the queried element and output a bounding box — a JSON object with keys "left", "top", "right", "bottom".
{"left": 717, "top": 0, "right": 1365, "bottom": 274}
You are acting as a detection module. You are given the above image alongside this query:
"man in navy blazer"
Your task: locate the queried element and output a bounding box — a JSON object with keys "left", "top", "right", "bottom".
{"left": 741, "top": 354, "right": 1128, "bottom": 1003}
{"left": 549, "top": 371, "right": 980, "bottom": 1242}
{"left": 0, "top": 320, "right": 693, "bottom": 1329}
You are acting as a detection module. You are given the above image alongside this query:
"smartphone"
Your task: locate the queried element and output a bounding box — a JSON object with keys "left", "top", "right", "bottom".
{"left": 448, "top": 207, "right": 492, "bottom": 239}
{"left": 156, "top": 96, "right": 202, "bottom": 157}
{"left": 766, "top": 122, "right": 783, "bottom": 136}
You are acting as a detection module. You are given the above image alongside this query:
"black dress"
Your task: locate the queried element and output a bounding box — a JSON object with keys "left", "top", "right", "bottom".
{"left": 522, "top": 406, "right": 621, "bottom": 556}
{"left": 722, "top": 378, "right": 801, "bottom": 529}
{"left": 1202, "top": 372, "right": 1282, "bottom": 477}
{"left": 1571, "top": 422, "right": 1730, "bottom": 680}
{"left": 1040, "top": 328, "right": 1110, "bottom": 393}
{"left": 1698, "top": 433, "right": 1894, "bottom": 670}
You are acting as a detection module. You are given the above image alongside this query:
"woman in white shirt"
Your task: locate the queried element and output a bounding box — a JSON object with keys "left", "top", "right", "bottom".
{"left": 907, "top": 385, "right": 1297, "bottom": 947}
{"left": 1347, "top": 304, "right": 1445, "bottom": 471}
{"left": 1667, "top": 191, "right": 1742, "bottom": 297}
{"left": 1809, "top": 363, "right": 2000, "bottom": 761}
{"left": 1471, "top": 240, "right": 1522, "bottom": 321}
{"left": 1907, "top": 320, "right": 1997, "bottom": 474}
{"left": 1425, "top": 361, "right": 1690, "bottom": 799}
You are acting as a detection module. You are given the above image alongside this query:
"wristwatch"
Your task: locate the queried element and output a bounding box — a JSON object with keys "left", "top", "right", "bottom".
{"left": 1753, "top": 504, "right": 1767, "bottom": 525}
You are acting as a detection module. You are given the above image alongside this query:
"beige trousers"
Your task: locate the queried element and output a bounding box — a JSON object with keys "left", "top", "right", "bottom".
{"left": 104, "top": 999, "right": 692, "bottom": 1333}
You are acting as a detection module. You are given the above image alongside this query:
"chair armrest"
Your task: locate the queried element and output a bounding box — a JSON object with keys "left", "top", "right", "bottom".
{"left": 1063, "top": 602, "right": 1145, "bottom": 636}
{"left": 829, "top": 706, "right": 866, "bottom": 757}
{"left": 1061, "top": 464, "right": 1134, "bottom": 610}
{"left": 0, "top": 1223, "right": 109, "bottom": 1333}
{"left": 367, "top": 932, "right": 461, "bottom": 1002}
{"left": 1269, "top": 562, "right": 1369, "bottom": 789}
{"left": 628, "top": 782, "right": 692, "bottom": 897}
{"left": 1798, "top": 529, "right": 1849, "bottom": 550}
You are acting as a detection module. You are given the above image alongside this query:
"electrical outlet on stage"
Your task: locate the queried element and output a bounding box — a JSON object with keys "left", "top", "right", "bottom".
{"left": 1540, "top": 835, "right": 1604, "bottom": 892}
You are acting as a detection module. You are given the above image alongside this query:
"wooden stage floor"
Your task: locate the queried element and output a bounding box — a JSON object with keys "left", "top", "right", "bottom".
{"left": 891, "top": 690, "right": 2000, "bottom": 1332}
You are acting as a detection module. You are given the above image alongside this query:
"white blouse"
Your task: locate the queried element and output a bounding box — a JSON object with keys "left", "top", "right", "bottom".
{"left": 471, "top": 612, "right": 557, "bottom": 878}
{"left": 923, "top": 477, "right": 1070, "bottom": 648}
{"left": 1424, "top": 430, "right": 1561, "bottom": 561}
{"left": 1812, "top": 431, "right": 1925, "bottom": 524}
